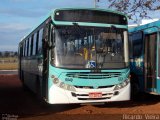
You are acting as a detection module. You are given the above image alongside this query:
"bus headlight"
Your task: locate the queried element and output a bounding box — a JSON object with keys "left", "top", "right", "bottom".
{"left": 51, "top": 76, "right": 76, "bottom": 92}
{"left": 59, "top": 82, "right": 76, "bottom": 92}
{"left": 114, "top": 78, "right": 130, "bottom": 90}
{"left": 59, "top": 82, "right": 66, "bottom": 89}
{"left": 53, "top": 78, "right": 59, "bottom": 84}
{"left": 67, "top": 85, "right": 76, "bottom": 92}
{"left": 51, "top": 75, "right": 59, "bottom": 84}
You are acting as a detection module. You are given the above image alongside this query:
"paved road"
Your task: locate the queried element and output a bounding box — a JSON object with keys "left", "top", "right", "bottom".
{"left": 1, "top": 75, "right": 160, "bottom": 120}
{"left": 0, "top": 70, "right": 18, "bottom": 75}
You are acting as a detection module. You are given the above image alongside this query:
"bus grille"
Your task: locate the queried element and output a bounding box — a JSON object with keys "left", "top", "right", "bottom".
{"left": 78, "top": 98, "right": 110, "bottom": 100}
{"left": 75, "top": 85, "right": 114, "bottom": 89}
{"left": 71, "top": 92, "right": 113, "bottom": 101}
{"left": 66, "top": 72, "right": 121, "bottom": 79}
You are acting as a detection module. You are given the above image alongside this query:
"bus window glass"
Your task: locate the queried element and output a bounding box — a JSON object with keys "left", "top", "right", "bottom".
{"left": 23, "top": 41, "right": 25, "bottom": 57}
{"left": 33, "top": 33, "right": 37, "bottom": 55}
{"left": 25, "top": 39, "right": 29, "bottom": 56}
{"left": 52, "top": 26, "right": 127, "bottom": 69}
{"left": 28, "top": 37, "right": 31, "bottom": 56}
{"left": 130, "top": 32, "right": 143, "bottom": 58}
{"left": 31, "top": 35, "right": 34, "bottom": 56}
{"left": 24, "top": 40, "right": 27, "bottom": 56}
{"left": 38, "top": 28, "right": 43, "bottom": 54}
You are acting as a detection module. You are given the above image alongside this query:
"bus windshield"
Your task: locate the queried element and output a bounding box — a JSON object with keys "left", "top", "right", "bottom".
{"left": 52, "top": 26, "right": 128, "bottom": 69}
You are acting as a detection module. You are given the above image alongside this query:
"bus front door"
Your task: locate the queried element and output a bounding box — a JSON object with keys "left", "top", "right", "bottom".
{"left": 144, "top": 33, "right": 157, "bottom": 92}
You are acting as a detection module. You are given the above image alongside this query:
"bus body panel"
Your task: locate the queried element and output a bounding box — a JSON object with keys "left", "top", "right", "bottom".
{"left": 157, "top": 79, "right": 160, "bottom": 94}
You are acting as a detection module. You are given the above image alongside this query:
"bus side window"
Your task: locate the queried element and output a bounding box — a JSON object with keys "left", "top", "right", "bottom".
{"left": 28, "top": 37, "right": 31, "bottom": 56}
{"left": 30, "top": 35, "right": 34, "bottom": 56}
{"left": 24, "top": 40, "right": 26, "bottom": 57}
{"left": 38, "top": 28, "right": 44, "bottom": 54}
{"left": 36, "top": 31, "right": 39, "bottom": 55}
{"left": 130, "top": 31, "right": 143, "bottom": 58}
{"left": 51, "top": 27, "right": 55, "bottom": 65}
{"left": 33, "top": 32, "right": 37, "bottom": 55}
{"left": 23, "top": 41, "right": 25, "bottom": 57}
{"left": 21, "top": 44, "right": 23, "bottom": 57}
{"left": 25, "top": 39, "right": 28, "bottom": 56}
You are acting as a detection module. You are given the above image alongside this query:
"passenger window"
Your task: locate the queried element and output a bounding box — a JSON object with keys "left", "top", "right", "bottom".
{"left": 31, "top": 35, "right": 34, "bottom": 56}
{"left": 28, "top": 37, "right": 31, "bottom": 56}
{"left": 38, "top": 28, "right": 44, "bottom": 54}
{"left": 25, "top": 39, "right": 28, "bottom": 56}
{"left": 23, "top": 41, "right": 25, "bottom": 57}
{"left": 33, "top": 33, "right": 37, "bottom": 55}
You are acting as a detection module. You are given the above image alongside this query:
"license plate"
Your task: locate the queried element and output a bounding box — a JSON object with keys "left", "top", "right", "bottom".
{"left": 89, "top": 92, "right": 102, "bottom": 98}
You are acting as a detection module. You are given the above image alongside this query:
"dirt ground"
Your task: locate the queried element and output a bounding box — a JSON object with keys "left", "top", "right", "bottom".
{"left": 0, "top": 75, "right": 160, "bottom": 120}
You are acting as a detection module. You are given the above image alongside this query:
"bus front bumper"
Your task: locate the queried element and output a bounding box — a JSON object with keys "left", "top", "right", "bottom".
{"left": 48, "top": 83, "right": 130, "bottom": 104}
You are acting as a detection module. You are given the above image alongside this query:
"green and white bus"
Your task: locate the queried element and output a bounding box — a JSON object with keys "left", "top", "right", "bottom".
{"left": 18, "top": 8, "right": 130, "bottom": 104}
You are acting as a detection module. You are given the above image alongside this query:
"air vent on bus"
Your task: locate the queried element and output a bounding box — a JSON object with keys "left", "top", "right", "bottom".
{"left": 66, "top": 72, "right": 121, "bottom": 79}
{"left": 71, "top": 92, "right": 113, "bottom": 101}
{"left": 74, "top": 85, "right": 114, "bottom": 89}
{"left": 78, "top": 97, "right": 111, "bottom": 100}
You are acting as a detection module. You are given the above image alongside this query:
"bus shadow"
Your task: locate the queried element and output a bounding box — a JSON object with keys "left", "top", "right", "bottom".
{"left": 0, "top": 86, "right": 81, "bottom": 119}
{"left": 94, "top": 94, "right": 160, "bottom": 109}
{"left": 21, "top": 95, "right": 81, "bottom": 118}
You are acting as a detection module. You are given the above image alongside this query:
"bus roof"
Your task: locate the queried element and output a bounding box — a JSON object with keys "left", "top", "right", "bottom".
{"left": 20, "top": 8, "right": 128, "bottom": 43}
{"left": 129, "top": 20, "right": 160, "bottom": 33}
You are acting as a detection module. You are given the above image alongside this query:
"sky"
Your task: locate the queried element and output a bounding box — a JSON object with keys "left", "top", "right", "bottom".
{"left": 0, "top": 0, "right": 160, "bottom": 51}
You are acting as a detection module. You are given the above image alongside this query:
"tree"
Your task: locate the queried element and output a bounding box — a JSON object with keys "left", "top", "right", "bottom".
{"left": 4, "top": 51, "right": 10, "bottom": 57}
{"left": 107, "top": 0, "right": 160, "bottom": 22}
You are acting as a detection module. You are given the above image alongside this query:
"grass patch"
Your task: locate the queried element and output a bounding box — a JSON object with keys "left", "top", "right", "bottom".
{"left": 0, "top": 57, "right": 18, "bottom": 70}
{"left": 0, "top": 57, "right": 17, "bottom": 62}
{"left": 0, "top": 63, "right": 18, "bottom": 70}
